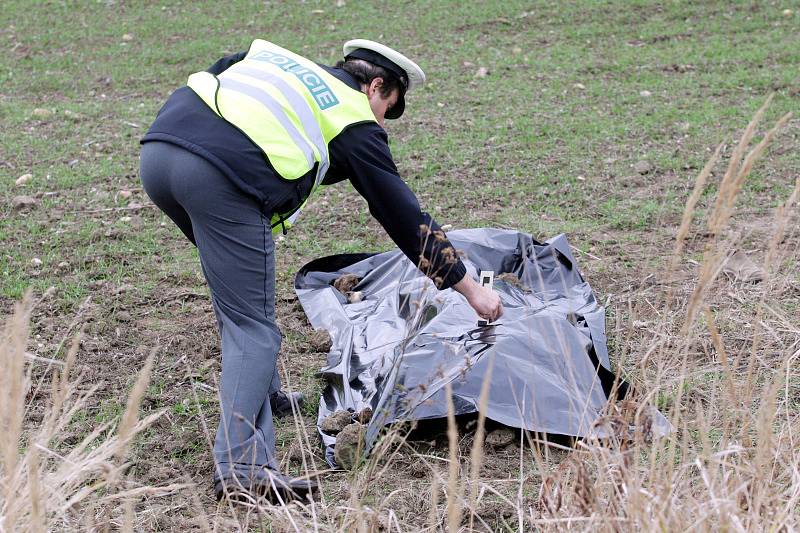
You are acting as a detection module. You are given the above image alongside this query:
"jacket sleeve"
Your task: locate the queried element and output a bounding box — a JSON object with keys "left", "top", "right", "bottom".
{"left": 332, "top": 124, "right": 467, "bottom": 290}
{"left": 206, "top": 51, "right": 247, "bottom": 75}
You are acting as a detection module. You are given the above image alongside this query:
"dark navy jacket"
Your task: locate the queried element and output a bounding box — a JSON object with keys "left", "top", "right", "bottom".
{"left": 141, "top": 52, "right": 466, "bottom": 289}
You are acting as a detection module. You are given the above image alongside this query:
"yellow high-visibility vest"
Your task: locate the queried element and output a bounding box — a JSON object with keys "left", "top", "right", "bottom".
{"left": 187, "top": 39, "right": 376, "bottom": 233}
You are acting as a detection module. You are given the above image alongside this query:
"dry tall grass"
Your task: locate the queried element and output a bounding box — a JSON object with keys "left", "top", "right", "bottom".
{"left": 3, "top": 97, "right": 797, "bottom": 531}
{"left": 527, "top": 98, "right": 798, "bottom": 531}
{"left": 0, "top": 295, "right": 183, "bottom": 531}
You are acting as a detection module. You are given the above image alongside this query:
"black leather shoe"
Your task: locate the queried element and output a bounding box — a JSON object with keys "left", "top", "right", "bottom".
{"left": 215, "top": 467, "right": 318, "bottom": 503}
{"left": 214, "top": 472, "right": 253, "bottom": 503}
{"left": 270, "top": 390, "right": 305, "bottom": 418}
{"left": 264, "top": 470, "right": 318, "bottom": 501}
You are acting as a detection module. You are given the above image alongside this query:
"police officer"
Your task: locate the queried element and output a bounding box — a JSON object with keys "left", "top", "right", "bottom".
{"left": 139, "top": 39, "right": 503, "bottom": 501}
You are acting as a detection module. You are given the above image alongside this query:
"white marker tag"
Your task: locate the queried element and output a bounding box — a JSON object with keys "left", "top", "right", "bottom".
{"left": 477, "top": 270, "right": 494, "bottom": 326}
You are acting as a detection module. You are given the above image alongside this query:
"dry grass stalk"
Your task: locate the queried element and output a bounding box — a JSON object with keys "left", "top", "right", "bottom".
{"left": 683, "top": 98, "right": 791, "bottom": 334}
{"left": 709, "top": 93, "right": 772, "bottom": 235}
{"left": 114, "top": 348, "right": 156, "bottom": 464}
{"left": 26, "top": 444, "right": 44, "bottom": 533}
{"left": 725, "top": 112, "right": 793, "bottom": 224}
{"left": 763, "top": 175, "right": 799, "bottom": 277}
{"left": 740, "top": 174, "right": 800, "bottom": 397}
{"left": 0, "top": 295, "right": 31, "bottom": 532}
{"left": 671, "top": 142, "right": 724, "bottom": 263}
{"left": 121, "top": 498, "right": 135, "bottom": 533}
{"left": 702, "top": 306, "right": 737, "bottom": 406}
{"left": 466, "top": 355, "right": 494, "bottom": 512}
{"left": 444, "top": 383, "right": 463, "bottom": 532}
{"left": 428, "top": 468, "right": 441, "bottom": 530}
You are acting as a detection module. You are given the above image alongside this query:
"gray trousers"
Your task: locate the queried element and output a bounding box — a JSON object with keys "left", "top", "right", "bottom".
{"left": 140, "top": 141, "right": 281, "bottom": 476}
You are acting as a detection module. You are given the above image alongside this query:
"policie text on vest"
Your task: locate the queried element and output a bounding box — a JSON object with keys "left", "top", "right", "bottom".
{"left": 249, "top": 50, "right": 340, "bottom": 110}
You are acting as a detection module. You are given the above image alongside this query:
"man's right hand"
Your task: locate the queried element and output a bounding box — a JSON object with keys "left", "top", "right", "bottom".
{"left": 453, "top": 274, "right": 504, "bottom": 322}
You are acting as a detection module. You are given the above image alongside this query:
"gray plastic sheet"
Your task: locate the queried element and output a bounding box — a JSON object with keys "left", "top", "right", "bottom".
{"left": 295, "top": 228, "right": 668, "bottom": 467}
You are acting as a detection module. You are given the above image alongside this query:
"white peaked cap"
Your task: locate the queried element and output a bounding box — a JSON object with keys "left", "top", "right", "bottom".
{"left": 343, "top": 39, "right": 426, "bottom": 92}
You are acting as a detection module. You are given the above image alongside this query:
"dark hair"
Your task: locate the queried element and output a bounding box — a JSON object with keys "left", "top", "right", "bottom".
{"left": 334, "top": 58, "right": 403, "bottom": 98}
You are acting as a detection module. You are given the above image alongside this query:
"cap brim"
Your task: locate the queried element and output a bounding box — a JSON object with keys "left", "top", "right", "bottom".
{"left": 384, "top": 92, "right": 405, "bottom": 120}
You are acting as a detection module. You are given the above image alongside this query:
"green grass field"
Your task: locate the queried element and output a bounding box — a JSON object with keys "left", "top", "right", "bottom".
{"left": 2, "top": 1, "right": 799, "bottom": 530}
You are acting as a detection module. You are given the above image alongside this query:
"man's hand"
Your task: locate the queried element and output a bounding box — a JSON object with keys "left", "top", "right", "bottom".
{"left": 453, "top": 274, "right": 504, "bottom": 322}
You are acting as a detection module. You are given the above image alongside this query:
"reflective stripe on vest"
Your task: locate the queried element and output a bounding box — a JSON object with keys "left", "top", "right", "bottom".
{"left": 230, "top": 64, "right": 330, "bottom": 186}
{"left": 187, "top": 39, "right": 377, "bottom": 234}
{"left": 219, "top": 76, "right": 317, "bottom": 172}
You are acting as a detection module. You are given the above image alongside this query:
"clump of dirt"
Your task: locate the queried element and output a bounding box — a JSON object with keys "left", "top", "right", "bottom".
{"left": 485, "top": 428, "right": 515, "bottom": 449}
{"left": 355, "top": 406, "right": 373, "bottom": 424}
{"left": 12, "top": 195, "right": 37, "bottom": 211}
{"left": 320, "top": 410, "right": 353, "bottom": 434}
{"left": 308, "top": 329, "right": 332, "bottom": 352}
{"left": 497, "top": 272, "right": 530, "bottom": 292}
{"left": 283, "top": 438, "right": 305, "bottom": 465}
{"left": 334, "top": 422, "right": 365, "bottom": 470}
{"left": 634, "top": 160, "right": 653, "bottom": 174}
{"left": 333, "top": 273, "right": 360, "bottom": 293}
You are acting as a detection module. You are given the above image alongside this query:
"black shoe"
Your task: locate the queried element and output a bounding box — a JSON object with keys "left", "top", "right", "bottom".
{"left": 270, "top": 390, "right": 304, "bottom": 418}
{"left": 214, "top": 471, "right": 253, "bottom": 503}
{"left": 264, "top": 470, "right": 318, "bottom": 501}
{"left": 215, "top": 467, "right": 318, "bottom": 503}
